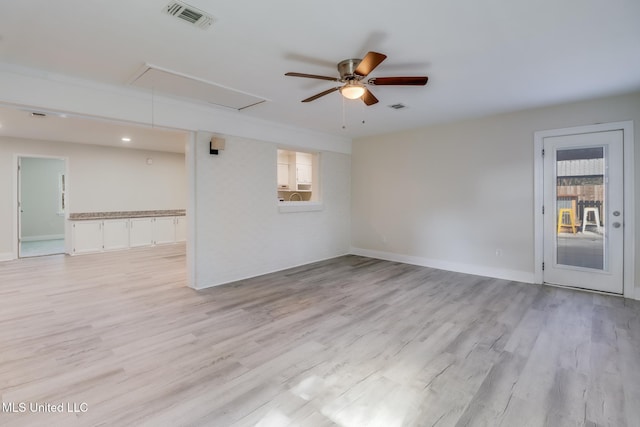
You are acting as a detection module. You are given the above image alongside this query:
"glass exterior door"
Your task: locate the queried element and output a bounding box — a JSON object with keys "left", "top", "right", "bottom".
{"left": 543, "top": 131, "right": 624, "bottom": 294}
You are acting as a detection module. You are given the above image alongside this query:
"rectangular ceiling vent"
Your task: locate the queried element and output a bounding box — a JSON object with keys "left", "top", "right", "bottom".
{"left": 389, "top": 103, "right": 407, "bottom": 110}
{"left": 164, "top": 1, "right": 214, "bottom": 29}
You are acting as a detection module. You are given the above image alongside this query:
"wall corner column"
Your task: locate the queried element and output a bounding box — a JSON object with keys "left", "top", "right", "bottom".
{"left": 186, "top": 131, "right": 198, "bottom": 289}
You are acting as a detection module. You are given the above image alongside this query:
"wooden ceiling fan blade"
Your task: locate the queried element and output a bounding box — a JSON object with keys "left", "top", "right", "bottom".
{"left": 285, "top": 72, "right": 340, "bottom": 82}
{"left": 362, "top": 88, "right": 379, "bottom": 106}
{"left": 368, "top": 76, "right": 429, "bottom": 86}
{"left": 301, "top": 87, "right": 340, "bottom": 102}
{"left": 354, "top": 51, "right": 387, "bottom": 77}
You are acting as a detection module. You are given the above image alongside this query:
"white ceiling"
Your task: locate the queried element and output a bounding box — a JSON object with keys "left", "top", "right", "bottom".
{"left": 0, "top": 0, "right": 639, "bottom": 144}
{"left": 0, "top": 106, "right": 188, "bottom": 153}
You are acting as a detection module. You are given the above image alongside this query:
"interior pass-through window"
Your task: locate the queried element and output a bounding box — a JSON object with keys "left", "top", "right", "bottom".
{"left": 277, "top": 149, "right": 320, "bottom": 203}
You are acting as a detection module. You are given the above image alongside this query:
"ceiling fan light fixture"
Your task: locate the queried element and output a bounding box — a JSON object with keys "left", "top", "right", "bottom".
{"left": 340, "top": 82, "right": 365, "bottom": 100}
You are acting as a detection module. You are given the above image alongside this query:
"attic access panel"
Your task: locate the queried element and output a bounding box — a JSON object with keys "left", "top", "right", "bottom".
{"left": 129, "top": 64, "right": 266, "bottom": 110}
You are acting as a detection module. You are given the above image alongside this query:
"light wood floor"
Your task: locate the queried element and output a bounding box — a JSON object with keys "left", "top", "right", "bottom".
{"left": 1, "top": 245, "right": 639, "bottom": 427}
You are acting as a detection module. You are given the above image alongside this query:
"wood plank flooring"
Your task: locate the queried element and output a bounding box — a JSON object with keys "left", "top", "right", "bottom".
{"left": 1, "top": 245, "right": 639, "bottom": 426}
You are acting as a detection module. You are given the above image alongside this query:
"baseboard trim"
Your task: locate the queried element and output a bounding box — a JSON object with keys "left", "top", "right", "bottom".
{"left": 21, "top": 234, "right": 64, "bottom": 242}
{"left": 350, "top": 247, "right": 536, "bottom": 284}
{"left": 0, "top": 252, "right": 15, "bottom": 262}
{"left": 192, "top": 251, "right": 351, "bottom": 290}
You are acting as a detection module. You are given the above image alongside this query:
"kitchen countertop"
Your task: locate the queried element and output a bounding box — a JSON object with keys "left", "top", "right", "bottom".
{"left": 68, "top": 210, "right": 186, "bottom": 220}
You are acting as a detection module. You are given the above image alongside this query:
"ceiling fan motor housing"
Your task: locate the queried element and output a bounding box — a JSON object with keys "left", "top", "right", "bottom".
{"left": 338, "top": 59, "right": 362, "bottom": 81}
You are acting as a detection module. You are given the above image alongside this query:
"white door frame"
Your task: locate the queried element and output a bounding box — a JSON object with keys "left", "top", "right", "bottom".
{"left": 12, "top": 154, "right": 70, "bottom": 260}
{"left": 534, "top": 121, "right": 635, "bottom": 299}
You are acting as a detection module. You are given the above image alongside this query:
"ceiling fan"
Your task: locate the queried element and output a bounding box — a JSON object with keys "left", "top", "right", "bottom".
{"left": 285, "top": 51, "right": 428, "bottom": 106}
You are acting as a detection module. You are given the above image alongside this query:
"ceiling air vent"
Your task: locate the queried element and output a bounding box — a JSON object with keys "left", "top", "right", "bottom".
{"left": 389, "top": 103, "right": 407, "bottom": 110}
{"left": 164, "top": 1, "right": 214, "bottom": 29}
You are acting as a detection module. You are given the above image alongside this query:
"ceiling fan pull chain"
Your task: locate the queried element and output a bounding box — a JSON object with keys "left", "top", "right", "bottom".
{"left": 341, "top": 96, "right": 347, "bottom": 129}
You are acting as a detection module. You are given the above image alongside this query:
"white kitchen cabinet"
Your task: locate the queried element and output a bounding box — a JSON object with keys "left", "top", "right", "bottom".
{"left": 296, "top": 163, "right": 312, "bottom": 185}
{"left": 296, "top": 152, "right": 313, "bottom": 186}
{"left": 277, "top": 163, "right": 290, "bottom": 188}
{"left": 70, "top": 214, "right": 185, "bottom": 255}
{"left": 129, "top": 217, "right": 154, "bottom": 248}
{"left": 277, "top": 150, "right": 315, "bottom": 192}
{"left": 71, "top": 220, "right": 103, "bottom": 254}
{"left": 102, "top": 219, "right": 129, "bottom": 251}
{"left": 153, "top": 217, "right": 176, "bottom": 245}
{"left": 175, "top": 216, "right": 187, "bottom": 242}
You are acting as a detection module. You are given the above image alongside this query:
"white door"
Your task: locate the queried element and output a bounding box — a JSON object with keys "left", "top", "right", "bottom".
{"left": 543, "top": 130, "right": 624, "bottom": 294}
{"left": 17, "top": 157, "right": 23, "bottom": 257}
{"left": 17, "top": 156, "right": 67, "bottom": 258}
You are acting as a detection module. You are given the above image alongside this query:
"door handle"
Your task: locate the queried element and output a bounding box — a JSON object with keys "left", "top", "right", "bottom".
{"left": 612, "top": 222, "right": 621, "bottom": 228}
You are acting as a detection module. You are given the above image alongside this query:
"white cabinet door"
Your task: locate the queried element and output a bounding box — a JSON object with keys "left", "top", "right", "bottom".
{"left": 175, "top": 216, "right": 187, "bottom": 242}
{"left": 154, "top": 217, "right": 176, "bottom": 245}
{"left": 296, "top": 152, "right": 312, "bottom": 165}
{"left": 277, "top": 163, "right": 290, "bottom": 188}
{"left": 72, "top": 220, "right": 103, "bottom": 254}
{"left": 129, "top": 218, "right": 154, "bottom": 247}
{"left": 296, "top": 163, "right": 312, "bottom": 184}
{"left": 103, "top": 219, "right": 129, "bottom": 251}
{"left": 296, "top": 152, "right": 313, "bottom": 185}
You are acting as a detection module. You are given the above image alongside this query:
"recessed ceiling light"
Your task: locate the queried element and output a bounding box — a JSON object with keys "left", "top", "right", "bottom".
{"left": 121, "top": 137, "right": 132, "bottom": 143}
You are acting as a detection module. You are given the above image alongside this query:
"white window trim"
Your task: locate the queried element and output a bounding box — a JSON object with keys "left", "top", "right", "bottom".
{"left": 277, "top": 201, "right": 323, "bottom": 213}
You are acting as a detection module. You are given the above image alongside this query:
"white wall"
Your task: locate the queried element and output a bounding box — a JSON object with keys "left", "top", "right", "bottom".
{"left": 0, "top": 136, "right": 186, "bottom": 259}
{"left": 20, "top": 157, "right": 65, "bottom": 239}
{"left": 351, "top": 92, "right": 639, "bottom": 294}
{"left": 189, "top": 132, "right": 351, "bottom": 288}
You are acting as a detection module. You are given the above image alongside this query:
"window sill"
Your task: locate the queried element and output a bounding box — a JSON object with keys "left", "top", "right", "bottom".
{"left": 278, "top": 201, "right": 323, "bottom": 213}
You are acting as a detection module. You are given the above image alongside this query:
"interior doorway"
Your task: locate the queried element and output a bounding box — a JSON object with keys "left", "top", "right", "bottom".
{"left": 534, "top": 121, "right": 635, "bottom": 297}
{"left": 18, "top": 156, "right": 67, "bottom": 258}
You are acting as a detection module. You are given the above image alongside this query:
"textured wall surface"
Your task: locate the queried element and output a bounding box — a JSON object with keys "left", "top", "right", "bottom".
{"left": 191, "top": 132, "right": 351, "bottom": 288}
